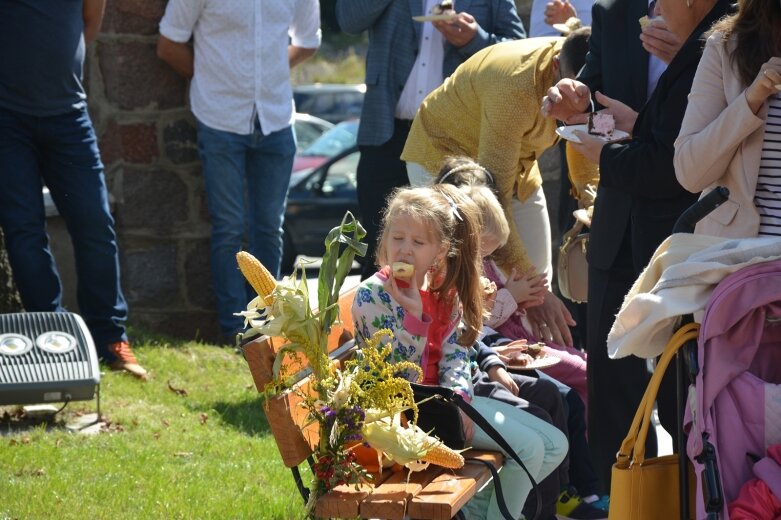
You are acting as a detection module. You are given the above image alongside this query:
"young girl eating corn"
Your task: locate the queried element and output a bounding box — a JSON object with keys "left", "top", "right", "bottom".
{"left": 352, "top": 184, "right": 567, "bottom": 520}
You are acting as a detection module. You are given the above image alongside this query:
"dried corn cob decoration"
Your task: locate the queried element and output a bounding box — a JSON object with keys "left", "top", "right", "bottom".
{"left": 236, "top": 251, "right": 276, "bottom": 305}
{"left": 421, "top": 442, "right": 465, "bottom": 469}
{"left": 361, "top": 412, "right": 465, "bottom": 470}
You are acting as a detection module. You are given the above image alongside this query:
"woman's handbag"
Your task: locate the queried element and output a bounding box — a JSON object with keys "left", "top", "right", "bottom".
{"left": 557, "top": 218, "right": 589, "bottom": 303}
{"left": 608, "top": 323, "right": 698, "bottom": 520}
{"left": 408, "top": 382, "right": 542, "bottom": 520}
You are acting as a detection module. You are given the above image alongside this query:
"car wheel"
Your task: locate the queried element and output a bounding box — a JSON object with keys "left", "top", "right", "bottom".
{"left": 281, "top": 230, "right": 297, "bottom": 274}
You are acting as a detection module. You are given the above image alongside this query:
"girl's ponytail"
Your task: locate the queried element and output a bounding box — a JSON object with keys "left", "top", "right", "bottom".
{"left": 430, "top": 184, "right": 484, "bottom": 346}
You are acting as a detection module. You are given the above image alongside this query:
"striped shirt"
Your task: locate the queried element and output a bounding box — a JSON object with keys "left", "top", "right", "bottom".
{"left": 756, "top": 93, "right": 781, "bottom": 236}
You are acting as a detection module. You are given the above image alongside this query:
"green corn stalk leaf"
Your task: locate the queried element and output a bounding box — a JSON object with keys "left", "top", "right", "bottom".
{"left": 317, "top": 212, "right": 366, "bottom": 334}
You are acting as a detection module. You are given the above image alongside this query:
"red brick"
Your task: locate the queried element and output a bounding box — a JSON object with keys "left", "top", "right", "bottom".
{"left": 98, "top": 41, "right": 187, "bottom": 110}
{"left": 99, "top": 120, "right": 122, "bottom": 166}
{"left": 102, "top": 0, "right": 167, "bottom": 35}
{"left": 119, "top": 122, "right": 159, "bottom": 164}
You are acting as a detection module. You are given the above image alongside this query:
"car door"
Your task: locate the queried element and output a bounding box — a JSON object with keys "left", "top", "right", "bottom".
{"left": 285, "top": 148, "right": 361, "bottom": 258}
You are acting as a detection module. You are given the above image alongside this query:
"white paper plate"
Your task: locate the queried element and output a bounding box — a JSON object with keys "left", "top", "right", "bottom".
{"left": 775, "top": 84, "right": 781, "bottom": 91}
{"left": 555, "top": 124, "right": 630, "bottom": 144}
{"left": 412, "top": 13, "right": 457, "bottom": 22}
{"left": 552, "top": 23, "right": 572, "bottom": 35}
{"left": 507, "top": 356, "right": 561, "bottom": 372}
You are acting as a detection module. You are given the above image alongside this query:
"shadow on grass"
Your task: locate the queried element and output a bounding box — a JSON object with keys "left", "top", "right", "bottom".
{"left": 211, "top": 396, "right": 272, "bottom": 437}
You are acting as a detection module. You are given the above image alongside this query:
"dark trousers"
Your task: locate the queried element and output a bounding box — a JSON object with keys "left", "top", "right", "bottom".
{"left": 0, "top": 106, "right": 128, "bottom": 360}
{"left": 539, "top": 372, "right": 600, "bottom": 497}
{"left": 586, "top": 232, "right": 657, "bottom": 494}
{"left": 356, "top": 119, "right": 411, "bottom": 280}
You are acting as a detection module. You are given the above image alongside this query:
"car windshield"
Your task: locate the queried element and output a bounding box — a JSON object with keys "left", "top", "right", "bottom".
{"left": 300, "top": 120, "right": 359, "bottom": 157}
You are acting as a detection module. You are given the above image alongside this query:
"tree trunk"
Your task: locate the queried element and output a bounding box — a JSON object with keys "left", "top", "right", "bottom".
{"left": 0, "top": 229, "right": 23, "bottom": 313}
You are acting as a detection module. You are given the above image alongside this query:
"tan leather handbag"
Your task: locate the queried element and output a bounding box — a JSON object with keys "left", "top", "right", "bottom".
{"left": 608, "top": 323, "right": 699, "bottom": 520}
{"left": 557, "top": 219, "right": 588, "bottom": 303}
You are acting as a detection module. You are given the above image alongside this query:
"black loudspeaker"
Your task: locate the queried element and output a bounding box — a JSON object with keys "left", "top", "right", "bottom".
{"left": 0, "top": 312, "right": 100, "bottom": 411}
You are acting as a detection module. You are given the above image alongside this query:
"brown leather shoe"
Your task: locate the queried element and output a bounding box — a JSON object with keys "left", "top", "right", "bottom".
{"left": 107, "top": 341, "right": 148, "bottom": 380}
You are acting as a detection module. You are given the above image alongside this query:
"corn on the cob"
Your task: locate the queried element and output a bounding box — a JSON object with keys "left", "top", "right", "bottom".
{"left": 361, "top": 412, "right": 465, "bottom": 470}
{"left": 236, "top": 251, "right": 276, "bottom": 305}
{"left": 422, "top": 443, "right": 464, "bottom": 469}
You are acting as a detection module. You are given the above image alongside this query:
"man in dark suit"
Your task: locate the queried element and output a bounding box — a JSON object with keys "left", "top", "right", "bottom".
{"left": 334, "top": 0, "right": 525, "bottom": 280}
{"left": 542, "top": 0, "right": 685, "bottom": 494}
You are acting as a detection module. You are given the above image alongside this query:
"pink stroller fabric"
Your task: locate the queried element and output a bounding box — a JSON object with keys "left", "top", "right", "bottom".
{"left": 685, "top": 259, "right": 781, "bottom": 519}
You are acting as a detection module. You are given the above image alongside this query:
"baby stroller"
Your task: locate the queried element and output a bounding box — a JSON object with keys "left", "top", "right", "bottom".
{"left": 685, "top": 254, "right": 781, "bottom": 519}
{"left": 606, "top": 188, "right": 781, "bottom": 519}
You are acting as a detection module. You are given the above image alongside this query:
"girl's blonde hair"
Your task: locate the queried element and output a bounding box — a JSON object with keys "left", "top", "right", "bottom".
{"left": 461, "top": 185, "right": 509, "bottom": 249}
{"left": 435, "top": 156, "right": 509, "bottom": 250}
{"left": 376, "top": 184, "right": 484, "bottom": 346}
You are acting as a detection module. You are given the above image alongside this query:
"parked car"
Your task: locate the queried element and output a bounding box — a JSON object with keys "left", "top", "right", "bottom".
{"left": 293, "top": 119, "right": 359, "bottom": 173}
{"left": 282, "top": 145, "right": 360, "bottom": 272}
{"left": 293, "top": 83, "right": 365, "bottom": 124}
{"left": 293, "top": 112, "right": 333, "bottom": 152}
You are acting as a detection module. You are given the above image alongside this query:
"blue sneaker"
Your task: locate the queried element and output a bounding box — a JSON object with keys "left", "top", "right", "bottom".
{"left": 590, "top": 495, "right": 609, "bottom": 513}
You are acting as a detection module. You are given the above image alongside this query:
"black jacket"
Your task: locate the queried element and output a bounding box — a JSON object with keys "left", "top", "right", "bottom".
{"left": 586, "top": 0, "right": 733, "bottom": 271}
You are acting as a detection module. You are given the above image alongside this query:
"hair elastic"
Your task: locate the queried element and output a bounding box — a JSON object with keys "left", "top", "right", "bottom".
{"left": 441, "top": 193, "right": 463, "bottom": 221}
{"left": 439, "top": 163, "right": 495, "bottom": 186}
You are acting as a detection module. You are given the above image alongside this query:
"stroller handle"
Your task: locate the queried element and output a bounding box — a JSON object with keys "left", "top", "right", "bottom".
{"left": 673, "top": 186, "right": 730, "bottom": 234}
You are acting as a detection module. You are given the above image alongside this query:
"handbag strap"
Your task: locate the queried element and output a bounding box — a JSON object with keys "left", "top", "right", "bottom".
{"left": 453, "top": 392, "right": 543, "bottom": 520}
{"left": 561, "top": 218, "right": 585, "bottom": 248}
{"left": 615, "top": 322, "right": 700, "bottom": 468}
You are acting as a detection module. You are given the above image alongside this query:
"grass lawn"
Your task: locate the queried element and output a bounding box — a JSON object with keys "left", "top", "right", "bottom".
{"left": 0, "top": 336, "right": 308, "bottom": 519}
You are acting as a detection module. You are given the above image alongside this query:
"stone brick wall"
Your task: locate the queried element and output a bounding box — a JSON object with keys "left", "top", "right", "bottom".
{"left": 70, "top": 0, "right": 553, "bottom": 343}
{"left": 84, "top": 0, "right": 220, "bottom": 342}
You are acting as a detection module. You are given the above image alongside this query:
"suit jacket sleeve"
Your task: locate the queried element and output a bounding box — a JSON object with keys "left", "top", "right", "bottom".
{"left": 457, "top": 0, "right": 526, "bottom": 58}
{"left": 335, "top": 0, "right": 394, "bottom": 34}
{"left": 575, "top": 1, "right": 604, "bottom": 95}
{"left": 674, "top": 34, "right": 765, "bottom": 193}
{"left": 598, "top": 63, "right": 695, "bottom": 200}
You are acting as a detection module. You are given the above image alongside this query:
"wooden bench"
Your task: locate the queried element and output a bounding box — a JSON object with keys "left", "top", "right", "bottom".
{"left": 242, "top": 286, "right": 504, "bottom": 519}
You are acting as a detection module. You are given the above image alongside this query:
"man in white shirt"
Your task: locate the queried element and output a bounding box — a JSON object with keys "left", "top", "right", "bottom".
{"left": 157, "top": 1, "right": 321, "bottom": 343}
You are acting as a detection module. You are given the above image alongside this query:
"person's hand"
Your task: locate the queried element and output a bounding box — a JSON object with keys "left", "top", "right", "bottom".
{"left": 746, "top": 57, "right": 781, "bottom": 114}
{"left": 491, "top": 340, "right": 529, "bottom": 363}
{"left": 460, "top": 409, "right": 475, "bottom": 442}
{"left": 542, "top": 79, "right": 592, "bottom": 123}
{"left": 594, "top": 91, "right": 638, "bottom": 134}
{"left": 383, "top": 269, "right": 423, "bottom": 319}
{"left": 483, "top": 278, "right": 498, "bottom": 312}
{"left": 487, "top": 366, "right": 520, "bottom": 395}
{"left": 433, "top": 12, "right": 478, "bottom": 47}
{"left": 504, "top": 268, "right": 547, "bottom": 307}
{"left": 570, "top": 129, "right": 607, "bottom": 163}
{"left": 525, "top": 290, "right": 576, "bottom": 346}
{"left": 640, "top": 17, "right": 682, "bottom": 65}
{"left": 544, "top": 0, "right": 577, "bottom": 26}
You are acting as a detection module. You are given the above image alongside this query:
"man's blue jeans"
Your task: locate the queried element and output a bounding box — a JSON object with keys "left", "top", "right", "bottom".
{"left": 0, "top": 106, "right": 128, "bottom": 360}
{"left": 196, "top": 119, "right": 295, "bottom": 338}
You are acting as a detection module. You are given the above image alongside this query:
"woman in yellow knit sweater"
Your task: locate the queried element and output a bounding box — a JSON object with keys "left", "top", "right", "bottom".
{"left": 402, "top": 29, "right": 595, "bottom": 346}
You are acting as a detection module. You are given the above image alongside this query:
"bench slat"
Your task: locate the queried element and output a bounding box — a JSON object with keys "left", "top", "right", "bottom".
{"left": 408, "top": 451, "right": 504, "bottom": 520}
{"left": 315, "top": 482, "right": 374, "bottom": 518}
{"left": 265, "top": 377, "right": 318, "bottom": 468}
{"left": 359, "top": 465, "right": 445, "bottom": 520}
